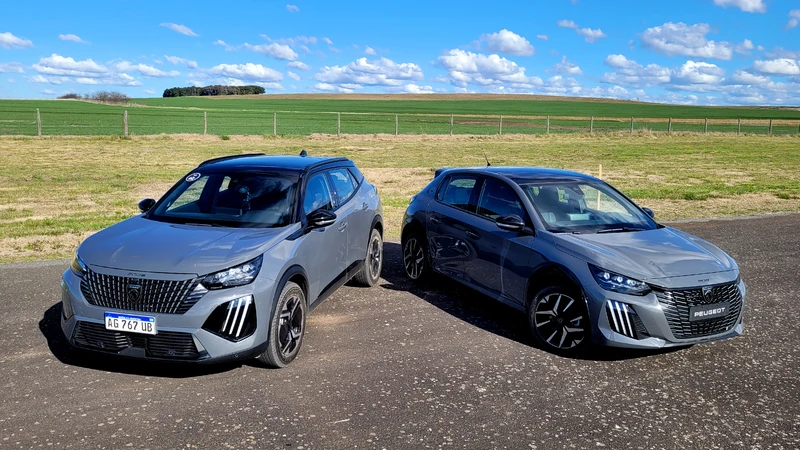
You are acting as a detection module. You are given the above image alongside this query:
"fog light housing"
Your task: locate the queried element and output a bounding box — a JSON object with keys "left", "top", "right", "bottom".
{"left": 202, "top": 295, "right": 256, "bottom": 342}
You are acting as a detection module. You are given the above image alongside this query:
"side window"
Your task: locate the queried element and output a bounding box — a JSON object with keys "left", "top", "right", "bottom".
{"left": 303, "top": 173, "right": 334, "bottom": 215}
{"left": 327, "top": 168, "right": 357, "bottom": 203}
{"left": 438, "top": 175, "right": 479, "bottom": 213}
{"left": 348, "top": 167, "right": 364, "bottom": 185}
{"left": 477, "top": 178, "right": 526, "bottom": 220}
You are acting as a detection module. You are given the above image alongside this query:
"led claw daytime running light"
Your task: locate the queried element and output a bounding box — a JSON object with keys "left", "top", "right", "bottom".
{"left": 201, "top": 255, "right": 263, "bottom": 290}
{"left": 589, "top": 264, "right": 650, "bottom": 296}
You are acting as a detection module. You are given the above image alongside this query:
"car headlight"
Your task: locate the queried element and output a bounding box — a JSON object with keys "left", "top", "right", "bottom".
{"left": 201, "top": 255, "right": 263, "bottom": 290}
{"left": 70, "top": 253, "right": 88, "bottom": 278}
{"left": 589, "top": 264, "right": 650, "bottom": 296}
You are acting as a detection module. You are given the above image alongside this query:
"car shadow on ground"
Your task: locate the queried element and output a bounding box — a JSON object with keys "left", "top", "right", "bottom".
{"left": 379, "top": 242, "right": 685, "bottom": 362}
{"left": 38, "top": 302, "right": 249, "bottom": 378}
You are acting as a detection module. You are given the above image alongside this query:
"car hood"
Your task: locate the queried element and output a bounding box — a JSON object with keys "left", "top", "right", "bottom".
{"left": 554, "top": 226, "right": 736, "bottom": 281}
{"left": 78, "top": 216, "right": 297, "bottom": 275}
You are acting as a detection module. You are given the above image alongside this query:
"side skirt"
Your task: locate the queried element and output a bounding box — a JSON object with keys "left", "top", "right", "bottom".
{"left": 308, "top": 259, "right": 365, "bottom": 313}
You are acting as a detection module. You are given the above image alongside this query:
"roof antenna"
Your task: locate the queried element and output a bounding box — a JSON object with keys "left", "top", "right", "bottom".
{"left": 483, "top": 150, "right": 491, "bottom": 166}
{"left": 299, "top": 149, "right": 308, "bottom": 157}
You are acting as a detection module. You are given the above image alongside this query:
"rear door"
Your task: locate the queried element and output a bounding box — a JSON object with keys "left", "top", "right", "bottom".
{"left": 462, "top": 176, "right": 535, "bottom": 305}
{"left": 426, "top": 174, "right": 482, "bottom": 280}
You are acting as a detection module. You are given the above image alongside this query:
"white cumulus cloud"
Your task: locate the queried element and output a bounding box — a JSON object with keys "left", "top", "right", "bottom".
{"left": 576, "top": 27, "right": 607, "bottom": 43}
{"left": 288, "top": 61, "right": 310, "bottom": 71}
{"left": 641, "top": 22, "right": 733, "bottom": 60}
{"left": 323, "top": 37, "right": 333, "bottom": 45}
{"left": 0, "top": 32, "right": 33, "bottom": 49}
{"left": 315, "top": 57, "right": 423, "bottom": 90}
{"left": 286, "top": 4, "right": 299, "bottom": 12}
{"left": 114, "top": 61, "right": 180, "bottom": 78}
{"left": 549, "top": 56, "right": 583, "bottom": 76}
{"left": 730, "top": 70, "right": 770, "bottom": 85}
{"left": 207, "top": 63, "right": 284, "bottom": 82}
{"left": 0, "top": 62, "right": 24, "bottom": 73}
{"left": 364, "top": 46, "right": 377, "bottom": 55}
{"left": 712, "top": 0, "right": 766, "bottom": 13}
{"left": 287, "top": 71, "right": 300, "bottom": 81}
{"left": 481, "top": 29, "right": 534, "bottom": 56}
{"left": 59, "top": 34, "right": 89, "bottom": 44}
{"left": 33, "top": 54, "right": 107, "bottom": 77}
{"left": 243, "top": 42, "right": 298, "bottom": 61}
{"left": 160, "top": 23, "right": 198, "bottom": 37}
{"left": 403, "top": 83, "right": 434, "bottom": 94}
{"left": 753, "top": 58, "right": 800, "bottom": 75}
{"left": 537, "top": 34, "right": 549, "bottom": 41}
{"left": 786, "top": 10, "right": 800, "bottom": 29}
{"left": 557, "top": 20, "right": 578, "bottom": 29}
{"left": 601, "top": 54, "right": 671, "bottom": 86}
{"left": 164, "top": 55, "right": 198, "bottom": 69}
{"left": 437, "top": 49, "right": 542, "bottom": 89}
{"left": 672, "top": 61, "right": 726, "bottom": 85}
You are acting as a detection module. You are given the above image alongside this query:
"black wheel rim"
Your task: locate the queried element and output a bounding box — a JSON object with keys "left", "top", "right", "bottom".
{"left": 369, "top": 234, "right": 382, "bottom": 280}
{"left": 278, "top": 294, "right": 303, "bottom": 357}
{"left": 403, "top": 238, "right": 424, "bottom": 279}
{"left": 534, "top": 293, "right": 585, "bottom": 349}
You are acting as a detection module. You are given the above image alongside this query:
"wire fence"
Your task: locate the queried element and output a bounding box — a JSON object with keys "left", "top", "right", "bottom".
{"left": 2, "top": 107, "right": 800, "bottom": 137}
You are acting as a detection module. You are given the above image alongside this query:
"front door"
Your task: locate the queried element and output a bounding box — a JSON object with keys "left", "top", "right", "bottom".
{"left": 462, "top": 177, "right": 534, "bottom": 305}
{"left": 299, "top": 172, "right": 348, "bottom": 302}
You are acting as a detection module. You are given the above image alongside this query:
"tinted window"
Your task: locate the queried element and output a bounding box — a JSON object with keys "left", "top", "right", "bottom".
{"left": 348, "top": 166, "right": 364, "bottom": 184}
{"left": 328, "top": 168, "right": 357, "bottom": 202}
{"left": 477, "top": 178, "right": 526, "bottom": 220}
{"left": 304, "top": 173, "right": 335, "bottom": 215}
{"left": 438, "top": 175, "right": 479, "bottom": 212}
{"left": 150, "top": 172, "right": 296, "bottom": 228}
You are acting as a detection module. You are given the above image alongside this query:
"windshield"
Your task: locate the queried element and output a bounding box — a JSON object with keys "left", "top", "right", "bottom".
{"left": 520, "top": 181, "right": 657, "bottom": 233}
{"left": 148, "top": 171, "right": 298, "bottom": 228}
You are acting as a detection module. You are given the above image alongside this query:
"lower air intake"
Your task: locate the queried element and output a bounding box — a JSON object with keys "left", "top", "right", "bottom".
{"left": 202, "top": 296, "right": 257, "bottom": 342}
{"left": 606, "top": 301, "right": 648, "bottom": 339}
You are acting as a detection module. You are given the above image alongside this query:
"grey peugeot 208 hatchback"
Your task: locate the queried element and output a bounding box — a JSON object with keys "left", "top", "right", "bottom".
{"left": 401, "top": 166, "right": 745, "bottom": 354}
{"left": 61, "top": 153, "right": 383, "bottom": 367}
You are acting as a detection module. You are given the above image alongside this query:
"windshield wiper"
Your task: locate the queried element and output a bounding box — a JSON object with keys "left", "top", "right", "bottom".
{"left": 184, "top": 222, "right": 223, "bottom": 227}
{"left": 596, "top": 226, "right": 643, "bottom": 234}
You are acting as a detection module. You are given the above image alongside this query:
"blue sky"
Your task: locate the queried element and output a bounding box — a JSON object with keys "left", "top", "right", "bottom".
{"left": 1, "top": 0, "right": 799, "bottom": 105}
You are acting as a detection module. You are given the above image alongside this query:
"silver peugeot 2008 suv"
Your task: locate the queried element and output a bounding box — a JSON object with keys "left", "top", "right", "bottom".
{"left": 61, "top": 152, "right": 383, "bottom": 368}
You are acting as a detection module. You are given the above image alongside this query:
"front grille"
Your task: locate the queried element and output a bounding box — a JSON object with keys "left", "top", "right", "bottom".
{"left": 72, "top": 321, "right": 200, "bottom": 360}
{"left": 654, "top": 282, "right": 742, "bottom": 340}
{"left": 80, "top": 269, "right": 206, "bottom": 314}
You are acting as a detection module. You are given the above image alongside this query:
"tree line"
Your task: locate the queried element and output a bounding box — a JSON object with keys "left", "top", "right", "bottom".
{"left": 162, "top": 85, "right": 266, "bottom": 97}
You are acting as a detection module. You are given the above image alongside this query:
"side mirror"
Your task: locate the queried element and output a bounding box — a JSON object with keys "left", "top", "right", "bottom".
{"left": 642, "top": 207, "right": 655, "bottom": 218}
{"left": 496, "top": 214, "right": 526, "bottom": 232}
{"left": 307, "top": 209, "right": 337, "bottom": 228}
{"left": 138, "top": 198, "right": 156, "bottom": 213}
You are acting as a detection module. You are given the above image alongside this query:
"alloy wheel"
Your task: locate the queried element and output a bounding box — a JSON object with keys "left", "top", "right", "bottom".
{"left": 403, "top": 237, "right": 425, "bottom": 280}
{"left": 369, "top": 234, "right": 382, "bottom": 279}
{"left": 533, "top": 293, "right": 585, "bottom": 349}
{"left": 278, "top": 294, "right": 303, "bottom": 356}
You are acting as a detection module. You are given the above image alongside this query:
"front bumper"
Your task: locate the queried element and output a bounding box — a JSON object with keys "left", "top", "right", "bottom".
{"left": 60, "top": 266, "right": 277, "bottom": 363}
{"left": 583, "top": 276, "right": 746, "bottom": 349}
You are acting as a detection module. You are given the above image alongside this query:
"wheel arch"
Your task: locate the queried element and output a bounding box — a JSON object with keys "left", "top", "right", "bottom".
{"left": 267, "top": 265, "right": 309, "bottom": 334}
{"left": 371, "top": 214, "right": 383, "bottom": 236}
{"left": 525, "top": 262, "right": 586, "bottom": 309}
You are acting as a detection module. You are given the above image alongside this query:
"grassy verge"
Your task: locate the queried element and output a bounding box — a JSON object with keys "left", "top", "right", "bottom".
{"left": 1, "top": 133, "right": 798, "bottom": 263}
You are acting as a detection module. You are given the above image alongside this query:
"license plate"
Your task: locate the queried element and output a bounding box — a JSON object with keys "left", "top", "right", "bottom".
{"left": 104, "top": 312, "right": 156, "bottom": 335}
{"left": 689, "top": 302, "right": 730, "bottom": 322}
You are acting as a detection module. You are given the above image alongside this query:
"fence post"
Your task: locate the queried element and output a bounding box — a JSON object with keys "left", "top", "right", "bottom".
{"left": 768, "top": 119, "right": 772, "bottom": 136}
{"left": 395, "top": 114, "right": 398, "bottom": 136}
{"left": 668, "top": 117, "right": 672, "bottom": 134}
{"left": 337, "top": 112, "right": 341, "bottom": 137}
{"left": 630, "top": 117, "right": 634, "bottom": 135}
{"left": 590, "top": 116, "right": 593, "bottom": 133}
{"left": 546, "top": 116, "right": 550, "bottom": 134}
{"left": 123, "top": 110, "right": 128, "bottom": 137}
{"left": 704, "top": 118, "right": 708, "bottom": 134}
{"left": 273, "top": 112, "right": 276, "bottom": 136}
{"left": 203, "top": 111, "right": 207, "bottom": 135}
{"left": 499, "top": 115, "right": 503, "bottom": 135}
{"left": 36, "top": 109, "right": 41, "bottom": 137}
{"left": 450, "top": 114, "right": 453, "bottom": 136}
{"left": 737, "top": 118, "right": 741, "bottom": 135}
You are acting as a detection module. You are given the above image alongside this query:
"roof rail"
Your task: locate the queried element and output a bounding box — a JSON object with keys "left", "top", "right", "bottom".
{"left": 198, "top": 153, "right": 264, "bottom": 167}
{"left": 304, "top": 157, "right": 349, "bottom": 172}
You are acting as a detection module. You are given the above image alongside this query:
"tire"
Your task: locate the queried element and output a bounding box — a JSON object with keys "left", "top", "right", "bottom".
{"left": 256, "top": 281, "right": 307, "bottom": 368}
{"left": 528, "top": 285, "right": 589, "bottom": 354}
{"left": 353, "top": 228, "right": 383, "bottom": 287}
{"left": 402, "top": 232, "right": 429, "bottom": 282}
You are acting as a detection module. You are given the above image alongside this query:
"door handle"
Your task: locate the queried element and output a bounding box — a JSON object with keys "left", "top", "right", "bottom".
{"left": 430, "top": 215, "right": 441, "bottom": 224}
{"left": 338, "top": 222, "right": 348, "bottom": 232}
{"left": 466, "top": 230, "right": 480, "bottom": 240}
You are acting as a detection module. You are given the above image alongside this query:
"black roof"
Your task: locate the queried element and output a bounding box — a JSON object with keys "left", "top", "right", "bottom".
{"left": 198, "top": 154, "right": 350, "bottom": 172}
{"left": 440, "top": 166, "right": 601, "bottom": 183}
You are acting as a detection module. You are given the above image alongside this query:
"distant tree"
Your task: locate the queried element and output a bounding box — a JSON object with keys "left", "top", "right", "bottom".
{"left": 86, "top": 91, "right": 130, "bottom": 104}
{"left": 57, "top": 93, "right": 81, "bottom": 99}
{"left": 162, "top": 85, "right": 265, "bottom": 97}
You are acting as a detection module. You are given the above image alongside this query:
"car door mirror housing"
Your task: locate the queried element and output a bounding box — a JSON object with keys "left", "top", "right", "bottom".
{"left": 496, "top": 214, "right": 526, "bottom": 232}
{"left": 307, "top": 209, "right": 337, "bottom": 228}
{"left": 138, "top": 198, "right": 156, "bottom": 213}
{"left": 642, "top": 207, "right": 655, "bottom": 218}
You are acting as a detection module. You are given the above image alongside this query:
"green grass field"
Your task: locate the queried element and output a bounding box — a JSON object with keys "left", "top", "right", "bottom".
{"left": 0, "top": 133, "right": 798, "bottom": 263}
{"left": 1, "top": 95, "right": 799, "bottom": 136}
